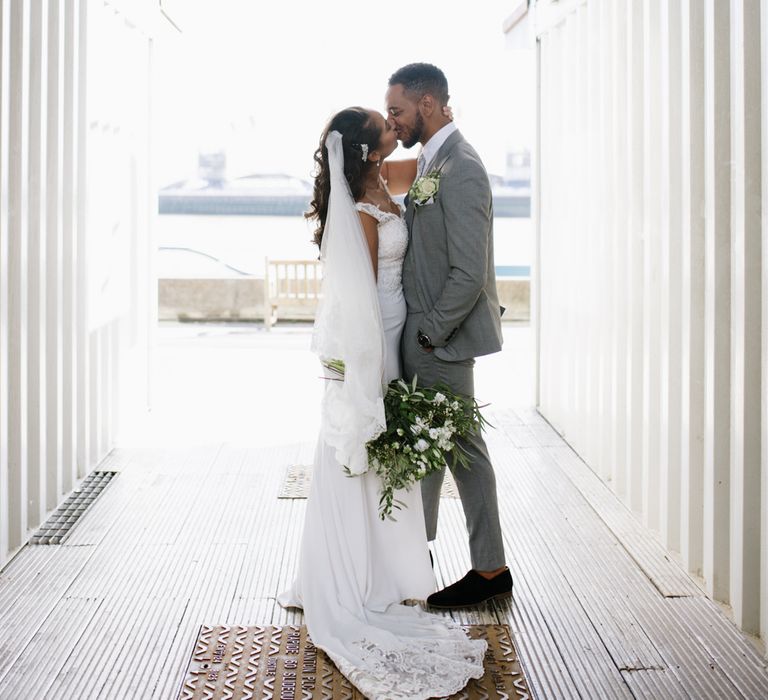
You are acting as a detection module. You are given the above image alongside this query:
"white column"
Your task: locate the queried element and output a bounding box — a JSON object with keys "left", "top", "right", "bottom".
{"left": 585, "top": 0, "right": 601, "bottom": 474}
{"left": 27, "top": 0, "right": 48, "bottom": 530}
{"left": 76, "top": 0, "right": 88, "bottom": 477}
{"left": 642, "top": 0, "right": 663, "bottom": 534}
{"left": 611, "top": 0, "right": 629, "bottom": 501}
{"left": 598, "top": 0, "right": 615, "bottom": 485}
{"left": 626, "top": 0, "right": 645, "bottom": 515}
{"left": 8, "top": 0, "right": 30, "bottom": 553}
{"left": 761, "top": 0, "right": 768, "bottom": 656}
{"left": 45, "top": 0, "right": 63, "bottom": 511}
{"left": 570, "top": 8, "right": 588, "bottom": 454}
{"left": 61, "top": 0, "right": 78, "bottom": 493}
{"left": 660, "top": 0, "right": 683, "bottom": 554}
{"left": 728, "top": 0, "right": 762, "bottom": 635}
{"left": 538, "top": 29, "right": 555, "bottom": 421}
{"left": 680, "top": 0, "right": 706, "bottom": 577}
{"left": 0, "top": 0, "right": 11, "bottom": 560}
{"left": 534, "top": 32, "right": 542, "bottom": 413}
{"left": 108, "top": 323, "right": 118, "bottom": 454}
{"left": 703, "top": 0, "right": 731, "bottom": 602}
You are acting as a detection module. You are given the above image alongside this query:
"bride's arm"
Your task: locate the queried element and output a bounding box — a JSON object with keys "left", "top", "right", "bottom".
{"left": 358, "top": 211, "right": 379, "bottom": 281}
{"left": 380, "top": 159, "right": 418, "bottom": 196}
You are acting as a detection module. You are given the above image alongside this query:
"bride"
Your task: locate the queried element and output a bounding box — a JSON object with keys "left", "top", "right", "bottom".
{"left": 277, "top": 107, "right": 487, "bottom": 699}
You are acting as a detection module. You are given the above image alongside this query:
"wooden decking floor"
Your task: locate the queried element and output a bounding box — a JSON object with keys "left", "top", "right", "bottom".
{"left": 1, "top": 325, "right": 767, "bottom": 699}
{"left": 1, "top": 413, "right": 767, "bottom": 699}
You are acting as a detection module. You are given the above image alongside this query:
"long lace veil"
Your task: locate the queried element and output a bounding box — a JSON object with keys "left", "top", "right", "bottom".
{"left": 310, "top": 130, "right": 386, "bottom": 475}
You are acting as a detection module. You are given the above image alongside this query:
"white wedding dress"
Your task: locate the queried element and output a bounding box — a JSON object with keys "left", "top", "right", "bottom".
{"left": 277, "top": 201, "right": 487, "bottom": 699}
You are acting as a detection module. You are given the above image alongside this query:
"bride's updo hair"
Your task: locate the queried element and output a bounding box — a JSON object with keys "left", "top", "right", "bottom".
{"left": 306, "top": 107, "right": 382, "bottom": 248}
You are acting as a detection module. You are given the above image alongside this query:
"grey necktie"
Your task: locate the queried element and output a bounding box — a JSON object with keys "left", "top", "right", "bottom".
{"left": 417, "top": 153, "right": 426, "bottom": 178}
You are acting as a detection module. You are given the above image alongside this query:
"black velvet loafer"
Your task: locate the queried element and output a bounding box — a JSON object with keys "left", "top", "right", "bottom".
{"left": 427, "top": 569, "right": 513, "bottom": 609}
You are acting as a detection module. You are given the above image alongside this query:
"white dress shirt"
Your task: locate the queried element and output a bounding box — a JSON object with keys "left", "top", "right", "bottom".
{"left": 417, "top": 121, "right": 457, "bottom": 177}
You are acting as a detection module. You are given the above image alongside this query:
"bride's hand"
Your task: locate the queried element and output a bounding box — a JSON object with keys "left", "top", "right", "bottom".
{"left": 442, "top": 105, "right": 454, "bottom": 122}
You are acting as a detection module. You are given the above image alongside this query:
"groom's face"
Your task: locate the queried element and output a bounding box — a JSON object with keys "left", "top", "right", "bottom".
{"left": 385, "top": 84, "right": 425, "bottom": 149}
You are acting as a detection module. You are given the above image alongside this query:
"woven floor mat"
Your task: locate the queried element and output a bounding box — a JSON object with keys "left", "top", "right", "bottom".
{"left": 177, "top": 624, "right": 530, "bottom": 699}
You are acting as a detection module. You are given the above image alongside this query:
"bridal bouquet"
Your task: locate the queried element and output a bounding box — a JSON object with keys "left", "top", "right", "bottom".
{"left": 322, "top": 360, "right": 490, "bottom": 519}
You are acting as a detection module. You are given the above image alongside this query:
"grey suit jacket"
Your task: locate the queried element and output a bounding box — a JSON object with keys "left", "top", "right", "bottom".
{"left": 402, "top": 129, "right": 503, "bottom": 362}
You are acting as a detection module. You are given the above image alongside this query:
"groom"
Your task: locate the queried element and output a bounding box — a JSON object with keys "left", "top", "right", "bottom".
{"left": 386, "top": 63, "right": 512, "bottom": 608}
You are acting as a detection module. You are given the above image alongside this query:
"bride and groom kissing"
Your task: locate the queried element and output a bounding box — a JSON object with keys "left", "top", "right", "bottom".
{"left": 277, "top": 63, "right": 512, "bottom": 699}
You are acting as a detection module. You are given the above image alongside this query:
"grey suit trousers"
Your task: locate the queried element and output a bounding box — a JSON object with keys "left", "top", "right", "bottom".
{"left": 402, "top": 314, "right": 506, "bottom": 572}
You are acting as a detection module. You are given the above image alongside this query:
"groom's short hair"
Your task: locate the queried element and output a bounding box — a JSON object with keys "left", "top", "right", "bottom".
{"left": 389, "top": 63, "right": 449, "bottom": 105}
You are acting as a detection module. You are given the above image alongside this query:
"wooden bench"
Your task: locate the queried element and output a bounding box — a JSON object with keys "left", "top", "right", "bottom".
{"left": 263, "top": 258, "right": 323, "bottom": 329}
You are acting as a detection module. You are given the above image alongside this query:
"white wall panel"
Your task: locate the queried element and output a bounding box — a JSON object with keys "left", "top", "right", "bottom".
{"left": 8, "top": 0, "right": 30, "bottom": 553}
{"left": 729, "top": 0, "right": 762, "bottom": 635}
{"left": 680, "top": 0, "right": 706, "bottom": 578}
{"left": 527, "top": 0, "right": 766, "bottom": 645}
{"left": 27, "top": 0, "right": 47, "bottom": 531}
{"left": 45, "top": 0, "right": 63, "bottom": 514}
{"left": 660, "top": 0, "right": 683, "bottom": 555}
{"left": 703, "top": 0, "right": 732, "bottom": 603}
{"left": 0, "top": 0, "right": 156, "bottom": 566}
{"left": 610, "top": 0, "right": 629, "bottom": 502}
{"left": 761, "top": 0, "right": 768, "bottom": 655}
{"left": 626, "top": 0, "right": 645, "bottom": 516}
{"left": 1, "top": 0, "right": 12, "bottom": 559}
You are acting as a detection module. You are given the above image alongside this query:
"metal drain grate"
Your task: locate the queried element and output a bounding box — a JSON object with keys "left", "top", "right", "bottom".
{"left": 29, "top": 470, "right": 118, "bottom": 544}
{"left": 278, "top": 464, "right": 460, "bottom": 499}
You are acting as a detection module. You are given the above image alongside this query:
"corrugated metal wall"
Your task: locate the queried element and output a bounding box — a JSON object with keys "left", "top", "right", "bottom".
{"left": 0, "top": 0, "right": 155, "bottom": 567}
{"left": 531, "top": 0, "right": 766, "bottom": 643}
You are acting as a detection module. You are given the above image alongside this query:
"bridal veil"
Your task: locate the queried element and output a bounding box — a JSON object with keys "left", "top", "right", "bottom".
{"left": 311, "top": 130, "right": 386, "bottom": 476}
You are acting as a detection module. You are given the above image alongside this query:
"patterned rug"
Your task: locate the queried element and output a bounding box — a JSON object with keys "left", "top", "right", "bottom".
{"left": 177, "top": 624, "right": 531, "bottom": 699}
{"left": 278, "top": 464, "right": 460, "bottom": 499}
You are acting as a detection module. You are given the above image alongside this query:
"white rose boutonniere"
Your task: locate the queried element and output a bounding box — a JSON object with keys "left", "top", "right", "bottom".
{"left": 408, "top": 169, "right": 442, "bottom": 207}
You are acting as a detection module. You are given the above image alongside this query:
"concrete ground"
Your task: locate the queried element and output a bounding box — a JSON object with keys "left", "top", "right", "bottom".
{"left": 121, "top": 321, "right": 536, "bottom": 448}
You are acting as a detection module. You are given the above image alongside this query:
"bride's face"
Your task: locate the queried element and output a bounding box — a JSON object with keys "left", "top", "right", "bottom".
{"left": 367, "top": 111, "right": 398, "bottom": 160}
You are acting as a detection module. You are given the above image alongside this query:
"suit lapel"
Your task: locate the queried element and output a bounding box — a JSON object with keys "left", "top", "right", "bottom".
{"left": 405, "top": 130, "right": 464, "bottom": 235}
{"left": 429, "top": 128, "right": 464, "bottom": 174}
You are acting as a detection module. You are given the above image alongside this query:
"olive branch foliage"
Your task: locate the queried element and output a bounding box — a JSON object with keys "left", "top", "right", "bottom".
{"left": 322, "top": 359, "right": 491, "bottom": 519}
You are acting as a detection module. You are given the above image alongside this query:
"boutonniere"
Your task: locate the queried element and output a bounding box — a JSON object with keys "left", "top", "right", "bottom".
{"left": 408, "top": 169, "right": 443, "bottom": 207}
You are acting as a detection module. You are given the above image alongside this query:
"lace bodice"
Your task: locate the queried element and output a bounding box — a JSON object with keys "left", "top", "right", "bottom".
{"left": 356, "top": 202, "right": 408, "bottom": 295}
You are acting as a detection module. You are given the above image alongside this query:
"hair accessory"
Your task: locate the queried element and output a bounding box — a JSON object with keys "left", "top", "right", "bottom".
{"left": 360, "top": 144, "right": 369, "bottom": 162}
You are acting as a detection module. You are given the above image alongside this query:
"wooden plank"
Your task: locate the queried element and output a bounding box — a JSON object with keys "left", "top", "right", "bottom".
{"left": 499, "top": 440, "right": 753, "bottom": 699}
{"left": 0, "top": 546, "right": 94, "bottom": 674}
{"left": 0, "top": 596, "right": 104, "bottom": 699}
{"left": 492, "top": 444, "right": 668, "bottom": 671}
{"left": 621, "top": 668, "right": 691, "bottom": 699}
{"left": 667, "top": 597, "right": 768, "bottom": 698}
{"left": 545, "top": 443, "right": 703, "bottom": 597}
{"left": 484, "top": 448, "right": 634, "bottom": 697}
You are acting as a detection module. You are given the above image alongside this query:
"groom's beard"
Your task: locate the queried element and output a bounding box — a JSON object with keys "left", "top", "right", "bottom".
{"left": 402, "top": 112, "right": 425, "bottom": 149}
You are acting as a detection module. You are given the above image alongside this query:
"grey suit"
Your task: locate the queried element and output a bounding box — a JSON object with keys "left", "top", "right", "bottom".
{"left": 401, "top": 129, "right": 506, "bottom": 571}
